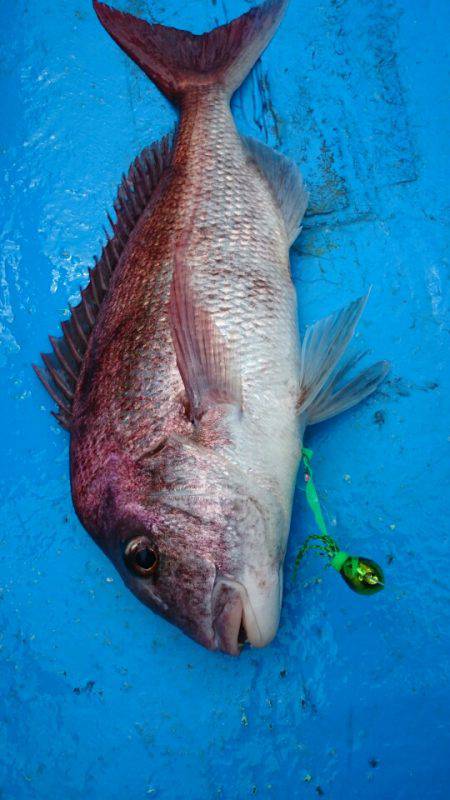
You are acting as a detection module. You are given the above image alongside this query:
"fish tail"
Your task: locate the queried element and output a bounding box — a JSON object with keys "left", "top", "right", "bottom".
{"left": 93, "top": 0, "right": 289, "bottom": 103}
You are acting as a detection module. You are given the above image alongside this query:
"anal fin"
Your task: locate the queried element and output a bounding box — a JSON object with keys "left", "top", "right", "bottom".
{"left": 243, "top": 136, "right": 308, "bottom": 244}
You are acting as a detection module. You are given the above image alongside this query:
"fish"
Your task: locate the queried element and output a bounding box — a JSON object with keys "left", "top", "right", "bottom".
{"left": 34, "top": 0, "right": 389, "bottom": 655}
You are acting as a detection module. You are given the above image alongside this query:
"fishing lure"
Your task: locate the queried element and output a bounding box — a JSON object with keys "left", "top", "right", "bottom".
{"left": 294, "top": 449, "right": 384, "bottom": 595}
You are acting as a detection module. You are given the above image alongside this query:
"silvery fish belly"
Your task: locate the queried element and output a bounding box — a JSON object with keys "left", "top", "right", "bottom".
{"left": 34, "top": 0, "right": 389, "bottom": 655}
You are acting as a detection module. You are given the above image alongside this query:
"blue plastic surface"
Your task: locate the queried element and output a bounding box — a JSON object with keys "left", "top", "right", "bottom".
{"left": 1, "top": 1, "right": 449, "bottom": 798}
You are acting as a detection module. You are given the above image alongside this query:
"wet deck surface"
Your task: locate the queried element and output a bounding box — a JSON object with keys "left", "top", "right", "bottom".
{"left": 1, "top": 1, "right": 449, "bottom": 798}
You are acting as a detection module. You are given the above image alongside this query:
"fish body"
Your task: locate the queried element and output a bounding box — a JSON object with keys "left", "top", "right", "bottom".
{"left": 35, "top": 0, "right": 389, "bottom": 654}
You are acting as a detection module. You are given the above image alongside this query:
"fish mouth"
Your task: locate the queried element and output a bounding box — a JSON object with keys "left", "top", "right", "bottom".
{"left": 211, "top": 576, "right": 280, "bottom": 656}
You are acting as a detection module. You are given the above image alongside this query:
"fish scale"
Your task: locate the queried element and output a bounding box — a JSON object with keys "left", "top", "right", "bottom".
{"left": 174, "top": 94, "right": 297, "bottom": 384}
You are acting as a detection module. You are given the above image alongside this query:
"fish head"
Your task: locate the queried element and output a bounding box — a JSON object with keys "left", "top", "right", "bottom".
{"left": 101, "top": 436, "right": 287, "bottom": 655}
{"left": 210, "top": 486, "right": 286, "bottom": 655}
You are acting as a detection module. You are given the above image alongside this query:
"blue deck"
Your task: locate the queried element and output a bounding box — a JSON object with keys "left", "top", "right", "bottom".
{"left": 1, "top": 1, "right": 449, "bottom": 798}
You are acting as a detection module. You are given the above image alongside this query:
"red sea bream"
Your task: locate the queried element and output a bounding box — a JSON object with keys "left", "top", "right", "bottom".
{"left": 35, "top": 0, "right": 389, "bottom": 654}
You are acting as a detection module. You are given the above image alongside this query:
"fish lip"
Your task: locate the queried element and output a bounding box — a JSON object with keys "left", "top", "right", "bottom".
{"left": 211, "top": 576, "right": 264, "bottom": 655}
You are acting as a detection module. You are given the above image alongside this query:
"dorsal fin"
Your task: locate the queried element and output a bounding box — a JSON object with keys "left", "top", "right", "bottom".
{"left": 33, "top": 133, "right": 174, "bottom": 430}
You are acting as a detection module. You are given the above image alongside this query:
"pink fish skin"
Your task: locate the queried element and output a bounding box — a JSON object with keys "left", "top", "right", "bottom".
{"left": 34, "top": 0, "right": 389, "bottom": 655}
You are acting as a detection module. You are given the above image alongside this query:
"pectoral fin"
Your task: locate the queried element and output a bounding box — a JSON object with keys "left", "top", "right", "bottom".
{"left": 169, "top": 249, "right": 242, "bottom": 423}
{"left": 297, "top": 292, "right": 389, "bottom": 422}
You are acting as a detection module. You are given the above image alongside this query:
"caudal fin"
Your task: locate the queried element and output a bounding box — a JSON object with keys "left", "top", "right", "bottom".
{"left": 93, "top": 0, "right": 288, "bottom": 103}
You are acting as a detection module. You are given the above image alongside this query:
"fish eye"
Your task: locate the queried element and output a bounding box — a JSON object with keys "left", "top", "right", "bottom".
{"left": 124, "top": 536, "right": 159, "bottom": 577}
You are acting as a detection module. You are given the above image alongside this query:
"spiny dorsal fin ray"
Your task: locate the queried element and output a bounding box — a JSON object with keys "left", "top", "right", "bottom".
{"left": 34, "top": 132, "right": 174, "bottom": 429}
